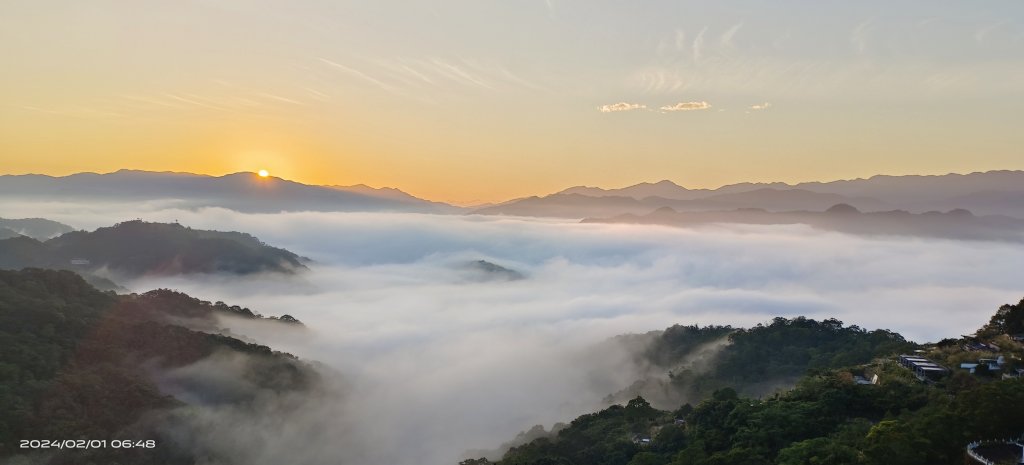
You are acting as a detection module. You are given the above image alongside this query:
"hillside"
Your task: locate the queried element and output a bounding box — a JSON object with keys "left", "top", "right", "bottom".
{"left": 482, "top": 369, "right": 1024, "bottom": 465}
{"left": 0, "top": 268, "right": 315, "bottom": 464}
{"left": 0, "top": 220, "right": 307, "bottom": 278}
{"left": 469, "top": 299, "right": 1024, "bottom": 465}
{"left": 0, "top": 217, "right": 74, "bottom": 240}
{"left": 606, "top": 317, "right": 913, "bottom": 409}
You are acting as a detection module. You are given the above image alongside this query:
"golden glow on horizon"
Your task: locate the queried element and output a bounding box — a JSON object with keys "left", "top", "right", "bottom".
{"left": 2, "top": 2, "right": 1023, "bottom": 205}
{"left": 258, "top": 169, "right": 269, "bottom": 178}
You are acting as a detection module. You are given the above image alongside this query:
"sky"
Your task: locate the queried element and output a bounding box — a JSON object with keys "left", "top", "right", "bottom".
{"left": 2, "top": 1, "right": 1023, "bottom": 204}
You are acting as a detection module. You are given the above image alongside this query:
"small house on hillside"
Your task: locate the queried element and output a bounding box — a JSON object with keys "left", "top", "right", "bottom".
{"left": 898, "top": 354, "right": 949, "bottom": 381}
{"left": 631, "top": 435, "right": 652, "bottom": 446}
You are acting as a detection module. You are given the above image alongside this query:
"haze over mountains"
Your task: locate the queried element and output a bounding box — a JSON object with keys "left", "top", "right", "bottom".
{"left": 0, "top": 217, "right": 73, "bottom": 240}
{"left": 0, "top": 170, "right": 458, "bottom": 214}
{"left": 5, "top": 169, "right": 1024, "bottom": 248}
{"left": 0, "top": 220, "right": 306, "bottom": 290}
{"left": 476, "top": 170, "right": 1024, "bottom": 219}
{"left": 584, "top": 204, "right": 1024, "bottom": 243}
{"left": 4, "top": 169, "right": 1024, "bottom": 219}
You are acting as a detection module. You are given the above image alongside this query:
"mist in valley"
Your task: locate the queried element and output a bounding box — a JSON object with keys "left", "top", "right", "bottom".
{"left": 3, "top": 199, "right": 1024, "bottom": 464}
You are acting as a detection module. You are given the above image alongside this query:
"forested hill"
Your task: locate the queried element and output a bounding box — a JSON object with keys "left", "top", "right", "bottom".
{"left": 0, "top": 220, "right": 307, "bottom": 277}
{"left": 484, "top": 368, "right": 1024, "bottom": 465}
{"left": 608, "top": 317, "right": 914, "bottom": 407}
{"left": 465, "top": 303, "right": 1024, "bottom": 465}
{"left": 0, "top": 268, "right": 315, "bottom": 465}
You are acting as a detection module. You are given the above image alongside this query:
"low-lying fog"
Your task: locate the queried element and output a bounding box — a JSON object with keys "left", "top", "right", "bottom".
{"left": 4, "top": 200, "right": 1024, "bottom": 464}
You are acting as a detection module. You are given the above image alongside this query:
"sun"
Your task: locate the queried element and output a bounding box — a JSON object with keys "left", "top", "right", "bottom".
{"left": 257, "top": 169, "right": 269, "bottom": 178}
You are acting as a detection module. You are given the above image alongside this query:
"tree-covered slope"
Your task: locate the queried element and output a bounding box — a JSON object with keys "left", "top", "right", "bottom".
{"left": 610, "top": 318, "right": 914, "bottom": 407}
{"left": 0, "top": 268, "right": 315, "bottom": 464}
{"left": 0, "top": 220, "right": 307, "bottom": 277}
{"left": 484, "top": 362, "right": 1024, "bottom": 465}
{"left": 470, "top": 301, "right": 1024, "bottom": 465}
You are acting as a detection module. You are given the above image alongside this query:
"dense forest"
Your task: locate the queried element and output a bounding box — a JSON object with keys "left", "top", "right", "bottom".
{"left": 0, "top": 268, "right": 315, "bottom": 465}
{"left": 0, "top": 220, "right": 307, "bottom": 279}
{"left": 464, "top": 301, "right": 1024, "bottom": 465}
{"left": 608, "top": 317, "right": 915, "bottom": 407}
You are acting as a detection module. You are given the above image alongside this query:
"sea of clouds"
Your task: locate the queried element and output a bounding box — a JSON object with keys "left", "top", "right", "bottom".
{"left": 4, "top": 200, "right": 1024, "bottom": 464}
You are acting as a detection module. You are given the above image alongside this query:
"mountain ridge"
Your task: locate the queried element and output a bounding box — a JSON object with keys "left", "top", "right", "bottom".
{"left": 581, "top": 204, "right": 1024, "bottom": 243}
{"left": 477, "top": 170, "right": 1024, "bottom": 219}
{"left": 0, "top": 170, "right": 460, "bottom": 214}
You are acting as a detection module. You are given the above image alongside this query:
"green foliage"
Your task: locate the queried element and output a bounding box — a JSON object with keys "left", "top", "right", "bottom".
{"left": 979, "top": 298, "right": 1024, "bottom": 338}
{"left": 492, "top": 302, "right": 1024, "bottom": 465}
{"left": 501, "top": 397, "right": 670, "bottom": 465}
{"left": 497, "top": 369, "right": 1024, "bottom": 465}
{"left": 618, "top": 316, "right": 916, "bottom": 404}
{"left": 711, "top": 317, "right": 912, "bottom": 387}
{"left": 642, "top": 325, "right": 733, "bottom": 367}
{"left": 0, "top": 268, "right": 316, "bottom": 464}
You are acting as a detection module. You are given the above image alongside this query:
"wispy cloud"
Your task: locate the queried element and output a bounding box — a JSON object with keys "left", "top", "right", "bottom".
{"left": 341, "top": 56, "right": 541, "bottom": 95}
{"left": 635, "top": 69, "right": 687, "bottom": 93}
{"left": 598, "top": 102, "right": 646, "bottom": 113}
{"left": 749, "top": 102, "right": 771, "bottom": 110}
{"left": 20, "top": 105, "right": 127, "bottom": 118}
{"left": 674, "top": 29, "right": 687, "bottom": 52}
{"left": 974, "top": 22, "right": 1005, "bottom": 44}
{"left": 692, "top": 27, "right": 708, "bottom": 64}
{"left": 660, "top": 101, "right": 711, "bottom": 111}
{"left": 319, "top": 57, "right": 401, "bottom": 94}
{"left": 256, "top": 92, "right": 305, "bottom": 105}
{"left": 719, "top": 22, "right": 743, "bottom": 50}
{"left": 427, "top": 58, "right": 494, "bottom": 89}
{"left": 304, "top": 88, "right": 332, "bottom": 102}
{"left": 164, "top": 93, "right": 231, "bottom": 112}
{"left": 850, "top": 20, "right": 872, "bottom": 55}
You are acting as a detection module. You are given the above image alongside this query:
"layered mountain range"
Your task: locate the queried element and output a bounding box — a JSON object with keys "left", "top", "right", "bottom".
{"left": 0, "top": 170, "right": 458, "bottom": 213}
{"left": 4, "top": 169, "right": 1023, "bottom": 244}
{"left": 474, "top": 170, "right": 1024, "bottom": 219}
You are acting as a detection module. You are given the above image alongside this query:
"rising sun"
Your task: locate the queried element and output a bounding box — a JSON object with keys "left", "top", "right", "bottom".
{"left": 257, "top": 169, "right": 269, "bottom": 177}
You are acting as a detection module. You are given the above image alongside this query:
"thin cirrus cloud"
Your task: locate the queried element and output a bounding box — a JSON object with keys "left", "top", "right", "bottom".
{"left": 598, "top": 102, "right": 647, "bottom": 113}
{"left": 660, "top": 101, "right": 711, "bottom": 111}
{"left": 750, "top": 102, "right": 772, "bottom": 110}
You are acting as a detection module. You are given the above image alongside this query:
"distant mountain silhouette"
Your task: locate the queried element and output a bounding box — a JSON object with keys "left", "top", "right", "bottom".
{"left": 583, "top": 204, "right": 1024, "bottom": 242}
{"left": 0, "top": 217, "right": 74, "bottom": 240}
{"left": 560, "top": 180, "right": 711, "bottom": 200}
{"left": 0, "top": 220, "right": 306, "bottom": 278}
{"left": 0, "top": 170, "right": 461, "bottom": 213}
{"left": 474, "top": 189, "right": 888, "bottom": 218}
{"left": 825, "top": 203, "right": 861, "bottom": 214}
{"left": 473, "top": 193, "right": 650, "bottom": 218}
{"left": 479, "top": 170, "right": 1024, "bottom": 219}
{"left": 704, "top": 189, "right": 888, "bottom": 211}
{"left": 461, "top": 260, "right": 525, "bottom": 281}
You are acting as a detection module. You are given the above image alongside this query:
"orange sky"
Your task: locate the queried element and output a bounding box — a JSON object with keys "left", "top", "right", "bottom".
{"left": 3, "top": 1, "right": 1023, "bottom": 204}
